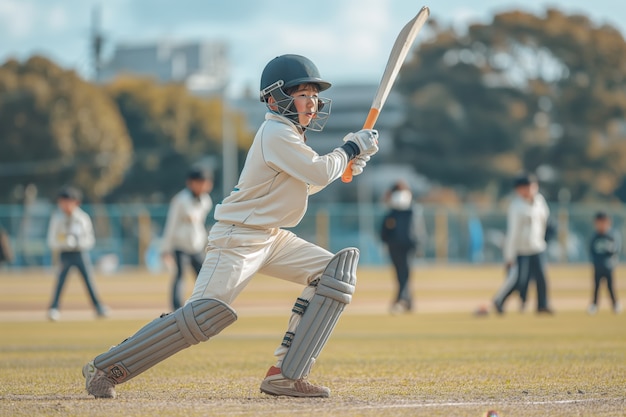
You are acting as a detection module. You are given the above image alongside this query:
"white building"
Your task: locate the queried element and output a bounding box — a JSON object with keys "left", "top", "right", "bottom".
{"left": 99, "top": 40, "right": 229, "bottom": 95}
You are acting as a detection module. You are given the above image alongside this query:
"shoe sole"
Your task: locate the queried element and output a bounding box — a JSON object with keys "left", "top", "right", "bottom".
{"left": 260, "top": 381, "right": 329, "bottom": 398}
{"left": 83, "top": 363, "right": 116, "bottom": 399}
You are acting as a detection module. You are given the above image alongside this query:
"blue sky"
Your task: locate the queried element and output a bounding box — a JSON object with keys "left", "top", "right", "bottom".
{"left": 1, "top": 0, "right": 625, "bottom": 97}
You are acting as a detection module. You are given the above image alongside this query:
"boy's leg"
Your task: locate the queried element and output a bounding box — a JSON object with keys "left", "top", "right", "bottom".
{"left": 516, "top": 256, "right": 531, "bottom": 308}
{"left": 188, "top": 227, "right": 270, "bottom": 304}
{"left": 190, "top": 251, "right": 205, "bottom": 276}
{"left": 75, "top": 252, "right": 106, "bottom": 314}
{"left": 84, "top": 298, "right": 236, "bottom": 398}
{"left": 493, "top": 262, "right": 520, "bottom": 313}
{"left": 391, "top": 244, "right": 413, "bottom": 312}
{"left": 592, "top": 270, "right": 602, "bottom": 306}
{"left": 605, "top": 270, "right": 618, "bottom": 306}
{"left": 398, "top": 245, "right": 413, "bottom": 307}
{"left": 258, "top": 231, "right": 358, "bottom": 397}
{"left": 533, "top": 253, "right": 550, "bottom": 311}
{"left": 258, "top": 230, "right": 334, "bottom": 365}
{"left": 49, "top": 253, "right": 73, "bottom": 310}
{"left": 83, "top": 223, "right": 269, "bottom": 398}
{"left": 171, "top": 250, "right": 185, "bottom": 310}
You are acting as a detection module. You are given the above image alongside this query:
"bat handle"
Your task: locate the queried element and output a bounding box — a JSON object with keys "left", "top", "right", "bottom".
{"left": 341, "top": 108, "right": 379, "bottom": 183}
{"left": 341, "top": 162, "right": 355, "bottom": 183}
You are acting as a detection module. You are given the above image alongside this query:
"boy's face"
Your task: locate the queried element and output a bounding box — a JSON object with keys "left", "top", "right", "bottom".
{"left": 289, "top": 84, "right": 321, "bottom": 128}
{"left": 58, "top": 198, "right": 78, "bottom": 214}
{"left": 187, "top": 178, "right": 213, "bottom": 196}
{"left": 515, "top": 182, "right": 537, "bottom": 200}
{"left": 595, "top": 217, "right": 611, "bottom": 233}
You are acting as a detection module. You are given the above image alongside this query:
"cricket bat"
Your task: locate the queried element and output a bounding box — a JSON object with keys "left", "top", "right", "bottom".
{"left": 342, "top": 6, "right": 430, "bottom": 183}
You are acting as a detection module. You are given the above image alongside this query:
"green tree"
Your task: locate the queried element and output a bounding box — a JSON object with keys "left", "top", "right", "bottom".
{"left": 105, "top": 76, "right": 250, "bottom": 201}
{"left": 0, "top": 56, "right": 132, "bottom": 202}
{"left": 397, "top": 9, "right": 626, "bottom": 201}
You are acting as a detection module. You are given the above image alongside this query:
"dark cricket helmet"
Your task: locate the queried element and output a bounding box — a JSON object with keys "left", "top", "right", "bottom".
{"left": 259, "top": 54, "right": 332, "bottom": 131}
{"left": 260, "top": 54, "right": 331, "bottom": 100}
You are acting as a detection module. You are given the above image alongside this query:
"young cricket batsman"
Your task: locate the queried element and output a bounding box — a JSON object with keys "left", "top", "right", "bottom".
{"left": 82, "top": 54, "right": 379, "bottom": 398}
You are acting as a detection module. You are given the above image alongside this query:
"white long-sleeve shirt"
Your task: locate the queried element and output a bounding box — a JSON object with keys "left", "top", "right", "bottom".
{"left": 503, "top": 193, "right": 549, "bottom": 263}
{"left": 161, "top": 188, "right": 212, "bottom": 254}
{"left": 214, "top": 112, "right": 349, "bottom": 228}
{"left": 47, "top": 207, "right": 95, "bottom": 252}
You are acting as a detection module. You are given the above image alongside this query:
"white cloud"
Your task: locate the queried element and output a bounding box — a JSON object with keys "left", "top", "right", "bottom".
{"left": 449, "top": 7, "right": 485, "bottom": 34}
{"left": 0, "top": 0, "right": 36, "bottom": 39}
{"left": 47, "top": 6, "right": 68, "bottom": 31}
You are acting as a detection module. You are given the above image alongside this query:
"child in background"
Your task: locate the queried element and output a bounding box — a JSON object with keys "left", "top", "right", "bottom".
{"left": 161, "top": 167, "right": 213, "bottom": 311}
{"left": 46, "top": 186, "right": 108, "bottom": 321}
{"left": 588, "top": 211, "right": 622, "bottom": 314}
{"left": 380, "top": 181, "right": 426, "bottom": 314}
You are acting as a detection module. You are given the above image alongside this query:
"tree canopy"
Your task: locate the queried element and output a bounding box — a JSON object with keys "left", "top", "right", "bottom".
{"left": 104, "top": 76, "right": 219, "bottom": 201}
{"left": 0, "top": 57, "right": 252, "bottom": 203}
{"left": 396, "top": 9, "right": 626, "bottom": 201}
{"left": 104, "top": 76, "right": 253, "bottom": 202}
{"left": 0, "top": 56, "right": 132, "bottom": 202}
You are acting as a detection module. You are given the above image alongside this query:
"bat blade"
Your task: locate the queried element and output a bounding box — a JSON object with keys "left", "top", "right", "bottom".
{"left": 342, "top": 6, "right": 430, "bottom": 183}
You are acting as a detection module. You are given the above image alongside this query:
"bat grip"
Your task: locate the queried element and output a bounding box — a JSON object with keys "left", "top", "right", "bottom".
{"left": 341, "top": 108, "right": 379, "bottom": 183}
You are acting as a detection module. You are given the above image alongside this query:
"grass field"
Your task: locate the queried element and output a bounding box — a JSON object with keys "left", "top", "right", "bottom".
{"left": 0, "top": 264, "right": 624, "bottom": 416}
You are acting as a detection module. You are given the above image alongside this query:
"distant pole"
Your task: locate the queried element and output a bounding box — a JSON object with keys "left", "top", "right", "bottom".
{"left": 91, "top": 5, "right": 104, "bottom": 81}
{"left": 357, "top": 176, "right": 374, "bottom": 262}
{"left": 221, "top": 90, "right": 238, "bottom": 198}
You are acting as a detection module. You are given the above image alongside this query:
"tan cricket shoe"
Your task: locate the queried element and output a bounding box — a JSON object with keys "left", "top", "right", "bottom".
{"left": 260, "top": 366, "right": 330, "bottom": 398}
{"left": 82, "top": 360, "right": 116, "bottom": 398}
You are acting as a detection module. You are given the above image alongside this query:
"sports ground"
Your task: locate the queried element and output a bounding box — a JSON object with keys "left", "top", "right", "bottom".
{"left": 0, "top": 264, "right": 624, "bottom": 416}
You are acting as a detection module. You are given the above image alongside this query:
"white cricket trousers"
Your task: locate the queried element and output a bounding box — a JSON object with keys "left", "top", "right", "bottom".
{"left": 188, "top": 222, "right": 334, "bottom": 366}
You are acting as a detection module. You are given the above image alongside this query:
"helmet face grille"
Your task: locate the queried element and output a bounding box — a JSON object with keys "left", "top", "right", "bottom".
{"left": 267, "top": 92, "right": 332, "bottom": 132}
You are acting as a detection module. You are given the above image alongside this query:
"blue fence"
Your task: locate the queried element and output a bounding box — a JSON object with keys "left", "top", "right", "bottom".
{"left": 1, "top": 201, "right": 624, "bottom": 269}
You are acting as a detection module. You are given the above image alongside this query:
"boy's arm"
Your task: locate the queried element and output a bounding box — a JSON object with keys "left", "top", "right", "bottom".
{"left": 47, "top": 213, "right": 61, "bottom": 251}
{"left": 413, "top": 205, "right": 427, "bottom": 248}
{"left": 265, "top": 132, "right": 347, "bottom": 186}
{"left": 81, "top": 213, "right": 95, "bottom": 251}
{"left": 613, "top": 232, "right": 622, "bottom": 256}
{"left": 263, "top": 125, "right": 377, "bottom": 187}
{"left": 161, "top": 197, "right": 182, "bottom": 254}
{"left": 503, "top": 204, "right": 520, "bottom": 265}
{"left": 308, "top": 184, "right": 325, "bottom": 195}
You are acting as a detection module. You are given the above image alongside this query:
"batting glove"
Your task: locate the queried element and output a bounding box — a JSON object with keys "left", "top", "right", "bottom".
{"left": 351, "top": 154, "right": 370, "bottom": 176}
{"left": 342, "top": 129, "right": 379, "bottom": 158}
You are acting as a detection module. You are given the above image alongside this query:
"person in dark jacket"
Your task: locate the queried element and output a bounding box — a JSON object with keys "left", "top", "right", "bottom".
{"left": 381, "top": 181, "right": 426, "bottom": 314}
{"left": 588, "top": 211, "right": 621, "bottom": 314}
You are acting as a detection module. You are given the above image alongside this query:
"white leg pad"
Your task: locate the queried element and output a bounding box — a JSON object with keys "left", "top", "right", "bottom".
{"left": 281, "top": 248, "right": 359, "bottom": 380}
{"left": 93, "top": 298, "right": 236, "bottom": 384}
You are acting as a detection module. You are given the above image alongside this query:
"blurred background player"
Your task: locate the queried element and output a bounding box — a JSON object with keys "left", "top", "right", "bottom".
{"left": 380, "top": 180, "right": 426, "bottom": 314}
{"left": 82, "top": 54, "right": 378, "bottom": 399}
{"left": 161, "top": 167, "right": 213, "bottom": 311}
{"left": 46, "top": 186, "right": 108, "bottom": 321}
{"left": 588, "top": 211, "right": 622, "bottom": 314}
{"left": 493, "top": 173, "right": 553, "bottom": 314}
{"left": 0, "top": 222, "right": 13, "bottom": 267}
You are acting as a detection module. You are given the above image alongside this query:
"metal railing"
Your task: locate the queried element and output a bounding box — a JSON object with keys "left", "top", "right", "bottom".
{"left": 1, "top": 202, "right": 624, "bottom": 269}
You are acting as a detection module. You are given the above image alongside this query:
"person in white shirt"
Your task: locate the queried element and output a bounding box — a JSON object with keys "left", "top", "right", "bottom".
{"left": 494, "top": 173, "right": 553, "bottom": 314}
{"left": 47, "top": 186, "right": 107, "bottom": 321}
{"left": 82, "top": 54, "right": 379, "bottom": 399}
{"left": 161, "top": 167, "right": 213, "bottom": 310}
